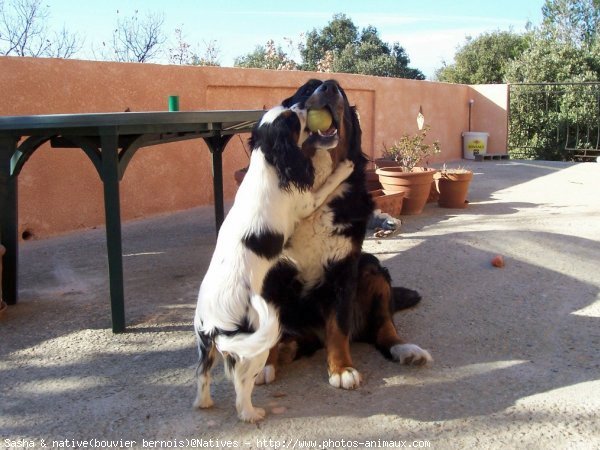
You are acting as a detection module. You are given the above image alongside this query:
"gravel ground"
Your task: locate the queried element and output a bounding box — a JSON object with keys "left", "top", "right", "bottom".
{"left": 1, "top": 160, "right": 599, "bottom": 450}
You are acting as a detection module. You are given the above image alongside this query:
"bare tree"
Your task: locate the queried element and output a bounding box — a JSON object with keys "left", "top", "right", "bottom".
{"left": 47, "top": 26, "right": 82, "bottom": 58}
{"left": 168, "top": 26, "right": 221, "bottom": 66}
{"left": 111, "top": 10, "right": 165, "bottom": 63}
{"left": 192, "top": 40, "right": 221, "bottom": 66}
{"left": 0, "top": 0, "right": 81, "bottom": 57}
{"left": 168, "top": 27, "right": 192, "bottom": 65}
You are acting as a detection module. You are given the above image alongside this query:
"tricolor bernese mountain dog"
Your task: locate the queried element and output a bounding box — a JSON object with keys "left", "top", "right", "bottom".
{"left": 193, "top": 104, "right": 354, "bottom": 422}
{"left": 259, "top": 80, "right": 432, "bottom": 389}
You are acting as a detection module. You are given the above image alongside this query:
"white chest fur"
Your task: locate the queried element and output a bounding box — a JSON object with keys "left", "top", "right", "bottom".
{"left": 281, "top": 150, "right": 353, "bottom": 290}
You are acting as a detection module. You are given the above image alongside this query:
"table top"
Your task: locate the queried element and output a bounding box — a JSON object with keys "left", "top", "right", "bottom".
{"left": 0, "top": 110, "right": 265, "bottom": 136}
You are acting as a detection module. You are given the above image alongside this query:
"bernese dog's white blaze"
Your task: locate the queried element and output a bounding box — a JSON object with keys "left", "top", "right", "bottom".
{"left": 193, "top": 103, "right": 354, "bottom": 422}
{"left": 390, "top": 344, "right": 433, "bottom": 366}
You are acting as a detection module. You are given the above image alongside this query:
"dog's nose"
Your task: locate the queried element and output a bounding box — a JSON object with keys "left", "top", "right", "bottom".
{"left": 317, "top": 81, "right": 339, "bottom": 95}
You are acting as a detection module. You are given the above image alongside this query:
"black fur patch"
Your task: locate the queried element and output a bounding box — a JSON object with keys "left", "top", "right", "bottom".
{"left": 196, "top": 331, "right": 215, "bottom": 375}
{"left": 215, "top": 316, "right": 255, "bottom": 337}
{"left": 282, "top": 79, "right": 324, "bottom": 107}
{"left": 242, "top": 229, "right": 284, "bottom": 260}
{"left": 248, "top": 109, "right": 314, "bottom": 191}
{"left": 224, "top": 354, "right": 237, "bottom": 378}
{"left": 358, "top": 253, "right": 392, "bottom": 284}
{"left": 364, "top": 292, "right": 393, "bottom": 358}
{"left": 392, "top": 287, "right": 422, "bottom": 311}
{"left": 328, "top": 104, "right": 374, "bottom": 244}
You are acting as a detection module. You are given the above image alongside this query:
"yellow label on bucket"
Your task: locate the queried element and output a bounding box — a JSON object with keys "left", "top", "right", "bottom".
{"left": 467, "top": 139, "right": 485, "bottom": 151}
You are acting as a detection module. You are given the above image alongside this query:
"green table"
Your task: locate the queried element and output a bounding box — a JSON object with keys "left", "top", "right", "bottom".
{"left": 0, "top": 110, "right": 264, "bottom": 332}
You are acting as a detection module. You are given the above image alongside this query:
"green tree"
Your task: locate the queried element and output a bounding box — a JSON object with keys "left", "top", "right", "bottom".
{"left": 541, "top": 0, "right": 600, "bottom": 48}
{"left": 505, "top": 0, "right": 600, "bottom": 82}
{"left": 435, "top": 30, "right": 530, "bottom": 84}
{"left": 233, "top": 14, "right": 423, "bottom": 78}
{"left": 505, "top": 37, "right": 597, "bottom": 82}
{"left": 506, "top": 0, "right": 600, "bottom": 160}
{"left": 300, "top": 13, "right": 358, "bottom": 71}
{"left": 301, "top": 14, "right": 424, "bottom": 79}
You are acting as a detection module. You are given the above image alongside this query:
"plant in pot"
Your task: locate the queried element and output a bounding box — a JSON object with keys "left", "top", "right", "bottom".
{"left": 433, "top": 165, "right": 473, "bottom": 208}
{"left": 375, "top": 125, "right": 441, "bottom": 215}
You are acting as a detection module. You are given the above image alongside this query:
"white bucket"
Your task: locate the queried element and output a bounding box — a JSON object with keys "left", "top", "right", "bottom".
{"left": 462, "top": 132, "right": 489, "bottom": 159}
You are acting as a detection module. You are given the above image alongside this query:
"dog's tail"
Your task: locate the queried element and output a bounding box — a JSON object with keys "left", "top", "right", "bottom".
{"left": 392, "top": 287, "right": 422, "bottom": 311}
{"left": 215, "top": 295, "right": 280, "bottom": 360}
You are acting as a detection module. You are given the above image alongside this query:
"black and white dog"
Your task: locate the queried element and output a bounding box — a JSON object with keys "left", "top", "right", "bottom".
{"left": 193, "top": 104, "right": 354, "bottom": 422}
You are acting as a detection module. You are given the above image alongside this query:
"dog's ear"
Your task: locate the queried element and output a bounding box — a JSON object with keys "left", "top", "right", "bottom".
{"left": 349, "top": 105, "right": 362, "bottom": 155}
{"left": 248, "top": 120, "right": 262, "bottom": 153}
{"left": 269, "top": 112, "right": 315, "bottom": 191}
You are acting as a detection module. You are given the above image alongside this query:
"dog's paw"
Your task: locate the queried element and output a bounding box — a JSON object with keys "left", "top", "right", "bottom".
{"left": 255, "top": 364, "right": 276, "bottom": 385}
{"left": 338, "top": 159, "right": 355, "bottom": 176}
{"left": 238, "top": 406, "right": 266, "bottom": 423}
{"left": 390, "top": 343, "right": 433, "bottom": 366}
{"left": 193, "top": 395, "right": 214, "bottom": 409}
{"left": 328, "top": 367, "right": 361, "bottom": 390}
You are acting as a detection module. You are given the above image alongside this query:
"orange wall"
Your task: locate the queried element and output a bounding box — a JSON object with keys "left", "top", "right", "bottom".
{"left": 0, "top": 57, "right": 507, "bottom": 239}
{"left": 469, "top": 84, "right": 508, "bottom": 154}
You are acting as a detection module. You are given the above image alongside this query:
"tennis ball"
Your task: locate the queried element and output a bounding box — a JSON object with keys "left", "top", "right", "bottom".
{"left": 491, "top": 255, "right": 505, "bottom": 268}
{"left": 307, "top": 109, "right": 333, "bottom": 132}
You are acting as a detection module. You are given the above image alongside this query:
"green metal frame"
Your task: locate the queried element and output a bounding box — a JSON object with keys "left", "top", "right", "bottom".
{"left": 0, "top": 110, "right": 263, "bottom": 333}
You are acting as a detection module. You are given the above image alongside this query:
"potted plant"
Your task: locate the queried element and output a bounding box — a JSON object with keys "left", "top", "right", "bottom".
{"left": 433, "top": 165, "right": 473, "bottom": 208}
{"left": 375, "top": 125, "right": 441, "bottom": 215}
{"left": 370, "top": 189, "right": 404, "bottom": 217}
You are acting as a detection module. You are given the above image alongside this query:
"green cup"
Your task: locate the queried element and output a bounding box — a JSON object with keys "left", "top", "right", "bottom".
{"left": 168, "top": 95, "right": 179, "bottom": 111}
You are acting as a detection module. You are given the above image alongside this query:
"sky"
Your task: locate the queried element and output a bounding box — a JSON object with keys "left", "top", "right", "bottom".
{"left": 44, "top": 0, "right": 546, "bottom": 79}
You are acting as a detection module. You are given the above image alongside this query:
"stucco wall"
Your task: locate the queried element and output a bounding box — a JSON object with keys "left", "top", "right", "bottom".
{"left": 469, "top": 84, "right": 509, "bottom": 154}
{"left": 0, "top": 57, "right": 508, "bottom": 239}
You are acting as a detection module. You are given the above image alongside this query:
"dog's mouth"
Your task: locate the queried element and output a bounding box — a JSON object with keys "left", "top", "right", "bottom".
{"left": 303, "top": 105, "right": 339, "bottom": 150}
{"left": 308, "top": 105, "right": 338, "bottom": 138}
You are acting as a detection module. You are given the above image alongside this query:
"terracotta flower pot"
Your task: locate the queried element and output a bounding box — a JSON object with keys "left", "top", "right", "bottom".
{"left": 365, "top": 168, "right": 382, "bottom": 191}
{"left": 376, "top": 167, "right": 437, "bottom": 215}
{"left": 370, "top": 189, "right": 404, "bottom": 218}
{"left": 434, "top": 171, "right": 473, "bottom": 208}
{"left": 373, "top": 157, "right": 399, "bottom": 169}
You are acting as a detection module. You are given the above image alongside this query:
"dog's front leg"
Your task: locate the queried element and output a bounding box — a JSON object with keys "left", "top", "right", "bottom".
{"left": 301, "top": 159, "right": 354, "bottom": 218}
{"left": 325, "top": 314, "right": 361, "bottom": 389}
{"left": 324, "top": 256, "right": 361, "bottom": 390}
{"left": 233, "top": 350, "right": 270, "bottom": 422}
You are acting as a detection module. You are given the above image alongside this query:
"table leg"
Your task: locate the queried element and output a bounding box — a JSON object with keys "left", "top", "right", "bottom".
{"left": 100, "top": 129, "right": 126, "bottom": 333}
{"left": 0, "top": 136, "right": 19, "bottom": 305}
{"left": 211, "top": 148, "right": 224, "bottom": 233}
{"left": 204, "top": 135, "right": 233, "bottom": 234}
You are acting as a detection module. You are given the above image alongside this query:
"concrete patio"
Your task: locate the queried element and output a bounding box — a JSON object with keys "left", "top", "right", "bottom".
{"left": 1, "top": 160, "right": 599, "bottom": 449}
